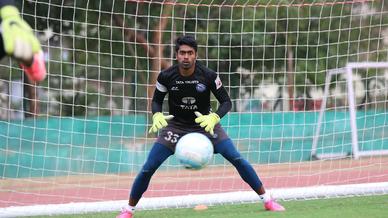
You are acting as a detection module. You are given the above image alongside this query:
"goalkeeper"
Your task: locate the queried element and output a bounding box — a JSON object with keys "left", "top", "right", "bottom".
{"left": 117, "top": 35, "right": 285, "bottom": 218}
{"left": 0, "top": 0, "right": 46, "bottom": 82}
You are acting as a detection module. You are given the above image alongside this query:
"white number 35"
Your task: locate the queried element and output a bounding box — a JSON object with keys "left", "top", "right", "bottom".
{"left": 164, "top": 131, "right": 180, "bottom": 143}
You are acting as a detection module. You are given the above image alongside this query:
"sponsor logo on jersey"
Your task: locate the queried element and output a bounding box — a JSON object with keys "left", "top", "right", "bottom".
{"left": 171, "top": 86, "right": 179, "bottom": 91}
{"left": 196, "top": 83, "right": 206, "bottom": 92}
{"left": 185, "top": 80, "right": 199, "bottom": 84}
{"left": 215, "top": 76, "right": 222, "bottom": 89}
{"left": 180, "top": 97, "right": 198, "bottom": 110}
{"left": 180, "top": 105, "right": 198, "bottom": 110}
{"left": 181, "top": 97, "right": 196, "bottom": 104}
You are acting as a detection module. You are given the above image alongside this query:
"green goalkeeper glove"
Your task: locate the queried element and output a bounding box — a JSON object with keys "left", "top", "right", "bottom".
{"left": 148, "top": 112, "right": 174, "bottom": 133}
{"left": 1, "top": 5, "right": 41, "bottom": 63}
{"left": 194, "top": 111, "right": 220, "bottom": 136}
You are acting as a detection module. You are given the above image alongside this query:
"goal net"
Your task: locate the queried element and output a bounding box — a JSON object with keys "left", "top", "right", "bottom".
{"left": 1, "top": 0, "right": 388, "bottom": 216}
{"left": 312, "top": 62, "right": 388, "bottom": 160}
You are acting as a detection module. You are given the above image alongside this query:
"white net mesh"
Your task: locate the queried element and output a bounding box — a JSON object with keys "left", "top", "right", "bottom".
{"left": 1, "top": 0, "right": 388, "bottom": 216}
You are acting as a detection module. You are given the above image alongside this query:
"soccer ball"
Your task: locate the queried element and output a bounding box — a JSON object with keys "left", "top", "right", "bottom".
{"left": 175, "top": 132, "right": 213, "bottom": 170}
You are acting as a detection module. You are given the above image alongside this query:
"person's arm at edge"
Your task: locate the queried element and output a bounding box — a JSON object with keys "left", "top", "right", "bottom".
{"left": 0, "top": 0, "right": 15, "bottom": 9}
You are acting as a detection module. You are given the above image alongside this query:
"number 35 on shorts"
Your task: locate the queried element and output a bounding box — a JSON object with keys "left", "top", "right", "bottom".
{"left": 164, "top": 131, "right": 180, "bottom": 143}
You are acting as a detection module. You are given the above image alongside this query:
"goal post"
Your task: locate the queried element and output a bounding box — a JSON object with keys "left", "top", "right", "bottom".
{"left": 312, "top": 62, "right": 388, "bottom": 160}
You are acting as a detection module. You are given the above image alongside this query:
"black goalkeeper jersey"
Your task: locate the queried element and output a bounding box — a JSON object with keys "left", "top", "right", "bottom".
{"left": 152, "top": 62, "right": 231, "bottom": 125}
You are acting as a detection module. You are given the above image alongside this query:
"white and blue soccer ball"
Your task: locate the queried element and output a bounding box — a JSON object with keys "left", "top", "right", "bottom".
{"left": 175, "top": 132, "right": 213, "bottom": 170}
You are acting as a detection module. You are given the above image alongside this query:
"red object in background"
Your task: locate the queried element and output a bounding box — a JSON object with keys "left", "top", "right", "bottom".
{"left": 292, "top": 98, "right": 305, "bottom": 111}
{"left": 312, "top": 99, "right": 322, "bottom": 110}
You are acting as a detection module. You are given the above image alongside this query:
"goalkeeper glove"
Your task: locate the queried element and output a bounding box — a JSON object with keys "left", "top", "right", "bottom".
{"left": 1, "top": 5, "right": 46, "bottom": 82}
{"left": 194, "top": 111, "right": 220, "bottom": 136}
{"left": 148, "top": 112, "right": 174, "bottom": 133}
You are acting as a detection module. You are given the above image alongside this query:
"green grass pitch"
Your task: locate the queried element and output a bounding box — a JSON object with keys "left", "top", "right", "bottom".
{"left": 29, "top": 194, "right": 388, "bottom": 218}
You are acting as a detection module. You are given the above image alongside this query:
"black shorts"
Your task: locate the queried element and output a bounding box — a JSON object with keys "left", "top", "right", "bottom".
{"left": 156, "top": 120, "right": 229, "bottom": 151}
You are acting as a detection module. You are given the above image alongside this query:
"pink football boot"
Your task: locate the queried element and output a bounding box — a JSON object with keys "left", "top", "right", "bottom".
{"left": 264, "top": 198, "right": 285, "bottom": 211}
{"left": 116, "top": 209, "right": 133, "bottom": 218}
{"left": 20, "top": 51, "right": 46, "bottom": 82}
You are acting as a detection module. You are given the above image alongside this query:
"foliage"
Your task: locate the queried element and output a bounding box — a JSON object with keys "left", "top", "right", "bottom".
{"left": 2, "top": 0, "right": 387, "bottom": 116}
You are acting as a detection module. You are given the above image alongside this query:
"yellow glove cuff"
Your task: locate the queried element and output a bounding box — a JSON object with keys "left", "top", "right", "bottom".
{"left": 0, "top": 5, "right": 20, "bottom": 19}
{"left": 210, "top": 112, "right": 220, "bottom": 121}
{"left": 153, "top": 112, "right": 163, "bottom": 119}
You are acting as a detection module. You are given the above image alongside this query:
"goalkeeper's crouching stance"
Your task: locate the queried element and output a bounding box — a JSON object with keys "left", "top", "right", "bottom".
{"left": 117, "top": 35, "right": 285, "bottom": 218}
{"left": 0, "top": 0, "right": 46, "bottom": 82}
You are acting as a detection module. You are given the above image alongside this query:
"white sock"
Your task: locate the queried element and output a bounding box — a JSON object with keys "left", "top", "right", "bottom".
{"left": 259, "top": 192, "right": 271, "bottom": 203}
{"left": 125, "top": 205, "right": 135, "bottom": 213}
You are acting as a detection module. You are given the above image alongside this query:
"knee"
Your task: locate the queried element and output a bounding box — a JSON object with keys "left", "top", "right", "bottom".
{"left": 137, "top": 168, "right": 155, "bottom": 181}
{"left": 139, "top": 167, "right": 155, "bottom": 178}
{"left": 140, "top": 160, "right": 161, "bottom": 176}
{"left": 231, "top": 156, "right": 249, "bottom": 167}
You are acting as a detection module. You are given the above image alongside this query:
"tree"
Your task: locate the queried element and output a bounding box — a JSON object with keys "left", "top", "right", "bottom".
{"left": 4, "top": 0, "right": 386, "bottom": 117}
{"left": 112, "top": 1, "right": 173, "bottom": 110}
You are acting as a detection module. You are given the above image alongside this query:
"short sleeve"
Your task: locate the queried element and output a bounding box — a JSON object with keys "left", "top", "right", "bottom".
{"left": 156, "top": 72, "right": 168, "bottom": 93}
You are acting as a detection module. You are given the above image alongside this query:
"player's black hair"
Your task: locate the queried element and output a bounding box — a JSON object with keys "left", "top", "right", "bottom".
{"left": 175, "top": 35, "right": 198, "bottom": 52}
